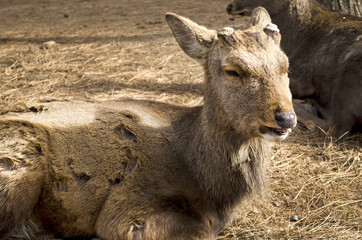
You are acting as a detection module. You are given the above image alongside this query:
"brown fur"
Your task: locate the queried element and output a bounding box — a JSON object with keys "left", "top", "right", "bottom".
{"left": 0, "top": 11, "right": 295, "bottom": 240}
{"left": 227, "top": 0, "right": 362, "bottom": 138}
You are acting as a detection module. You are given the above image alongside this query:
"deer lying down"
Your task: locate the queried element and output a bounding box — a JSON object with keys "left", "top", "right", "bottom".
{"left": 0, "top": 10, "right": 296, "bottom": 240}
{"left": 227, "top": 0, "right": 362, "bottom": 138}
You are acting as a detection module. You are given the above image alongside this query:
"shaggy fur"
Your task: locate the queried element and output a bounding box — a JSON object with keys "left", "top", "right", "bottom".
{"left": 0, "top": 11, "right": 294, "bottom": 240}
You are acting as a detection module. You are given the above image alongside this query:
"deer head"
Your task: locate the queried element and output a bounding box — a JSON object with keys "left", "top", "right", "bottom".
{"left": 166, "top": 10, "right": 295, "bottom": 141}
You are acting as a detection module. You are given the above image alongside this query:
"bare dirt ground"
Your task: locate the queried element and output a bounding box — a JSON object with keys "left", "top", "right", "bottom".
{"left": 0, "top": 0, "right": 361, "bottom": 239}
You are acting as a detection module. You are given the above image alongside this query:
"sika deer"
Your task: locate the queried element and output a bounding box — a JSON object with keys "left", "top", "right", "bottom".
{"left": 0, "top": 11, "right": 295, "bottom": 240}
{"left": 227, "top": 0, "right": 362, "bottom": 138}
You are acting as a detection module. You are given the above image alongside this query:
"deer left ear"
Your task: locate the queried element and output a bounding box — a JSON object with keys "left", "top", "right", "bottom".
{"left": 263, "top": 23, "right": 281, "bottom": 45}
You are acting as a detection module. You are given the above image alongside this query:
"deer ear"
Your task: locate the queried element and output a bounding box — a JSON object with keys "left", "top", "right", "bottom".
{"left": 249, "top": 7, "right": 272, "bottom": 30}
{"left": 165, "top": 12, "right": 217, "bottom": 60}
{"left": 249, "top": 7, "right": 281, "bottom": 45}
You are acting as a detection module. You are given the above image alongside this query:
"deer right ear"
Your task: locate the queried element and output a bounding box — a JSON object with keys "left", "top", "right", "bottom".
{"left": 165, "top": 12, "right": 217, "bottom": 60}
{"left": 248, "top": 7, "right": 281, "bottom": 45}
{"left": 249, "top": 7, "right": 272, "bottom": 30}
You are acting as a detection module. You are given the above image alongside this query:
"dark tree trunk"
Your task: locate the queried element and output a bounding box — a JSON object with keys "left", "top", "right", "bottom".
{"left": 316, "top": 0, "right": 361, "bottom": 17}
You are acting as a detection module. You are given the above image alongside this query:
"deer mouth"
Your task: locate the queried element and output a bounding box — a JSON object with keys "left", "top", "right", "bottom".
{"left": 259, "top": 126, "right": 292, "bottom": 141}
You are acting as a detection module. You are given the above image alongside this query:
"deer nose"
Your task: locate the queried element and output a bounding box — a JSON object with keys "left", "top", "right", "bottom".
{"left": 226, "top": 4, "right": 233, "bottom": 14}
{"left": 274, "top": 112, "right": 296, "bottom": 129}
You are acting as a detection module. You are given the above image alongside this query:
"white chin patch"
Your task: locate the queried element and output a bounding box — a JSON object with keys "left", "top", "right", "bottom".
{"left": 259, "top": 126, "right": 292, "bottom": 141}
{"left": 262, "top": 131, "right": 290, "bottom": 141}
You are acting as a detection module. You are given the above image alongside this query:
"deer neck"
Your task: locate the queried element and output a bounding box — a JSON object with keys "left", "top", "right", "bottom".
{"left": 185, "top": 89, "right": 271, "bottom": 215}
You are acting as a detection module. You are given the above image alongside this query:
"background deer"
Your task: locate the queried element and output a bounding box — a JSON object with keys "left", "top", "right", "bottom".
{"left": 0, "top": 9, "right": 295, "bottom": 240}
{"left": 227, "top": 0, "right": 362, "bottom": 139}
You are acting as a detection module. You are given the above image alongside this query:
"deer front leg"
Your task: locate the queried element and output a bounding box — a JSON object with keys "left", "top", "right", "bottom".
{"left": 95, "top": 191, "right": 212, "bottom": 240}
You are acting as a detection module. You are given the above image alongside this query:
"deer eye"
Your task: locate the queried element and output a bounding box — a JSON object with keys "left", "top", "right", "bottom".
{"left": 225, "top": 70, "right": 240, "bottom": 78}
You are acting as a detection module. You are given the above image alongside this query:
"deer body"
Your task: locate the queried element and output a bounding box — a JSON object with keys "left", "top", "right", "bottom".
{"left": 1, "top": 11, "right": 295, "bottom": 240}
{"left": 227, "top": 0, "right": 362, "bottom": 137}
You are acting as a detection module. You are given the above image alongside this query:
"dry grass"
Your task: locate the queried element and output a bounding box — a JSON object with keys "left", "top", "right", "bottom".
{"left": 221, "top": 128, "right": 361, "bottom": 239}
{"left": 0, "top": 0, "right": 360, "bottom": 239}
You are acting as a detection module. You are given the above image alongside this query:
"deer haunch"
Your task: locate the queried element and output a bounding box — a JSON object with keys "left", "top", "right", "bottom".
{"left": 227, "top": 0, "right": 362, "bottom": 138}
{"left": 0, "top": 10, "right": 295, "bottom": 240}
